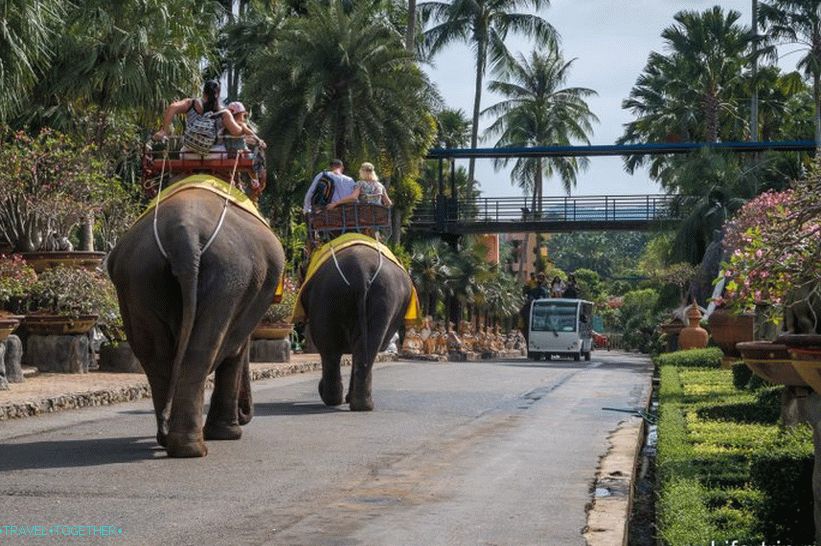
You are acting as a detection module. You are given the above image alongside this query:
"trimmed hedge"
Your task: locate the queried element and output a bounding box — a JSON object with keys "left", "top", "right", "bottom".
{"left": 655, "top": 347, "right": 723, "bottom": 369}
{"left": 731, "top": 362, "right": 753, "bottom": 390}
{"left": 749, "top": 426, "right": 815, "bottom": 544}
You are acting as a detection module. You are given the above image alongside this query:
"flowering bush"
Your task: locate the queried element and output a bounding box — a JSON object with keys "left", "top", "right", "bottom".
{"left": 0, "top": 129, "right": 113, "bottom": 251}
{"left": 27, "top": 265, "right": 113, "bottom": 318}
{"left": 262, "top": 277, "right": 299, "bottom": 324}
{"left": 0, "top": 255, "right": 37, "bottom": 310}
{"left": 719, "top": 167, "right": 821, "bottom": 327}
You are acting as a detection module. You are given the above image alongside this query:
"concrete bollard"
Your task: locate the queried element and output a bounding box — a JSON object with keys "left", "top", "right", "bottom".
{"left": 0, "top": 342, "right": 8, "bottom": 390}
{"left": 3, "top": 335, "right": 24, "bottom": 383}
{"left": 250, "top": 339, "right": 291, "bottom": 363}
{"left": 27, "top": 334, "right": 91, "bottom": 373}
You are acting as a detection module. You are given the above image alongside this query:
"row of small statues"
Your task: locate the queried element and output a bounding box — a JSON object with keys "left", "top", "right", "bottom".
{"left": 401, "top": 317, "right": 526, "bottom": 357}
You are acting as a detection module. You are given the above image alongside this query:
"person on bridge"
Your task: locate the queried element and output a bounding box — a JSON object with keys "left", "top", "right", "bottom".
{"left": 303, "top": 159, "right": 356, "bottom": 212}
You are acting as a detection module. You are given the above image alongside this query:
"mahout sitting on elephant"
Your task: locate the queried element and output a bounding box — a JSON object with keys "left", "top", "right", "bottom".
{"left": 107, "top": 176, "right": 284, "bottom": 457}
{"left": 295, "top": 234, "right": 415, "bottom": 411}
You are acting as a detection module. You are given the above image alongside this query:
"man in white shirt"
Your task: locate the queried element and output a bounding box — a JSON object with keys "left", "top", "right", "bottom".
{"left": 303, "top": 159, "right": 357, "bottom": 213}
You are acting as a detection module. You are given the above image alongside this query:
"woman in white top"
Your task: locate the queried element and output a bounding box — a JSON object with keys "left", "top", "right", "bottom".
{"left": 327, "top": 162, "right": 392, "bottom": 208}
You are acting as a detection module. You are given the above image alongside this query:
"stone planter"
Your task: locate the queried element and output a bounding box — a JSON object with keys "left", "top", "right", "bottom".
{"left": 779, "top": 335, "right": 821, "bottom": 395}
{"left": 27, "top": 334, "right": 91, "bottom": 373}
{"left": 709, "top": 307, "right": 754, "bottom": 358}
{"left": 252, "top": 321, "right": 293, "bottom": 340}
{"left": 679, "top": 303, "right": 708, "bottom": 350}
{"left": 250, "top": 339, "right": 291, "bottom": 363}
{"left": 659, "top": 321, "right": 685, "bottom": 352}
{"left": 99, "top": 342, "right": 143, "bottom": 373}
{"left": 24, "top": 314, "right": 98, "bottom": 335}
{"left": 737, "top": 341, "right": 807, "bottom": 387}
{"left": 20, "top": 251, "right": 105, "bottom": 273}
{"left": 0, "top": 314, "right": 23, "bottom": 344}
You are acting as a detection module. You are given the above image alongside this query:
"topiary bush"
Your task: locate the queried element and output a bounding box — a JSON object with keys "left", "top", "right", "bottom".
{"left": 731, "top": 362, "right": 753, "bottom": 390}
{"left": 654, "top": 347, "right": 723, "bottom": 368}
{"left": 749, "top": 425, "right": 814, "bottom": 544}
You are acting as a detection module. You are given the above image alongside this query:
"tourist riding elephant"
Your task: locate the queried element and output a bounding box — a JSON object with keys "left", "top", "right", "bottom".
{"left": 301, "top": 245, "right": 412, "bottom": 411}
{"left": 107, "top": 186, "right": 284, "bottom": 457}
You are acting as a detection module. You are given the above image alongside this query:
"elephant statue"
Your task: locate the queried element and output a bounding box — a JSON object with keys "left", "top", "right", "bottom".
{"left": 301, "top": 245, "right": 412, "bottom": 411}
{"left": 107, "top": 184, "right": 284, "bottom": 457}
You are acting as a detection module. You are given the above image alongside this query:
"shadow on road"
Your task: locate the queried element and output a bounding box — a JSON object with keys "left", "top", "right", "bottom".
{"left": 253, "top": 401, "right": 345, "bottom": 417}
{"left": 0, "top": 436, "right": 159, "bottom": 472}
{"left": 498, "top": 359, "right": 650, "bottom": 372}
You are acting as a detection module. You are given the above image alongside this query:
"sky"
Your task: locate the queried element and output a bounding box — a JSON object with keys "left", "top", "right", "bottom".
{"left": 421, "top": 0, "right": 798, "bottom": 199}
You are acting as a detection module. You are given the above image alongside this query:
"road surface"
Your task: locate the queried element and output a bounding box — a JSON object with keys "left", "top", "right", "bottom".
{"left": 0, "top": 352, "right": 651, "bottom": 545}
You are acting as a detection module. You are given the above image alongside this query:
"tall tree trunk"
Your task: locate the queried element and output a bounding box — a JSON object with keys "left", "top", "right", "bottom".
{"left": 405, "top": 0, "right": 416, "bottom": 53}
{"left": 535, "top": 159, "right": 543, "bottom": 214}
{"left": 468, "top": 38, "right": 486, "bottom": 190}
{"left": 815, "top": 73, "right": 821, "bottom": 147}
{"left": 704, "top": 88, "right": 719, "bottom": 143}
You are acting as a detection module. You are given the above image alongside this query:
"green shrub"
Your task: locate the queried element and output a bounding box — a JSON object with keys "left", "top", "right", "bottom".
{"left": 656, "top": 477, "right": 715, "bottom": 545}
{"left": 654, "top": 347, "right": 723, "bottom": 368}
{"left": 746, "top": 372, "right": 771, "bottom": 391}
{"left": 749, "top": 425, "right": 815, "bottom": 544}
{"left": 731, "top": 362, "right": 753, "bottom": 390}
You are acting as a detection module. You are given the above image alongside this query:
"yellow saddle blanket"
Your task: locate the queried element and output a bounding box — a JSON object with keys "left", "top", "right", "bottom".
{"left": 292, "top": 233, "right": 420, "bottom": 324}
{"left": 137, "top": 174, "right": 269, "bottom": 227}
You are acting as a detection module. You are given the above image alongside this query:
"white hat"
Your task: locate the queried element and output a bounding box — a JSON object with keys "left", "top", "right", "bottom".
{"left": 227, "top": 101, "right": 246, "bottom": 114}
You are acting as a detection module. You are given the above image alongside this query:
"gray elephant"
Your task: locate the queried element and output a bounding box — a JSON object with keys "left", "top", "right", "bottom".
{"left": 300, "top": 245, "right": 413, "bottom": 411}
{"left": 107, "top": 186, "right": 284, "bottom": 457}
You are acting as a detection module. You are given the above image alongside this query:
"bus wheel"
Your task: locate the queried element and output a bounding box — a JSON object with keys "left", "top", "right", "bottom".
{"left": 574, "top": 352, "right": 581, "bottom": 361}
{"left": 584, "top": 351, "right": 591, "bottom": 361}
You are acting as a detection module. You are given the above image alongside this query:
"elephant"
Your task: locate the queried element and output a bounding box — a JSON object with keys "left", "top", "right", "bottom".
{"left": 301, "top": 245, "right": 412, "bottom": 411}
{"left": 107, "top": 187, "right": 284, "bottom": 457}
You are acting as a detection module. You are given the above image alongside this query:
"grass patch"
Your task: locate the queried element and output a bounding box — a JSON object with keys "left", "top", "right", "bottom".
{"left": 655, "top": 347, "right": 723, "bottom": 369}
{"left": 655, "top": 351, "right": 814, "bottom": 545}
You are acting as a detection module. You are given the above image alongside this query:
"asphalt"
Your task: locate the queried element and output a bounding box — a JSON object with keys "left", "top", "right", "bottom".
{"left": 0, "top": 352, "right": 651, "bottom": 545}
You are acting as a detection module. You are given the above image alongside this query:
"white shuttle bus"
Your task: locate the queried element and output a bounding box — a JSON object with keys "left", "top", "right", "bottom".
{"left": 528, "top": 298, "right": 594, "bottom": 361}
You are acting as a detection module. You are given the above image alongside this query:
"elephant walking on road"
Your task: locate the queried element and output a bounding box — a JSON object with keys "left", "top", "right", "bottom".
{"left": 301, "top": 245, "right": 412, "bottom": 411}
{"left": 108, "top": 184, "right": 284, "bottom": 457}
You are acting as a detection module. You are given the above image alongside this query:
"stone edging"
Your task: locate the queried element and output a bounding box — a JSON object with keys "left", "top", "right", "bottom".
{"left": 0, "top": 353, "right": 396, "bottom": 422}
{"left": 584, "top": 376, "right": 653, "bottom": 546}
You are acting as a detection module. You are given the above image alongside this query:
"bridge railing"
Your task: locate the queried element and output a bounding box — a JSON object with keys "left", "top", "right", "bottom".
{"left": 412, "top": 194, "right": 679, "bottom": 227}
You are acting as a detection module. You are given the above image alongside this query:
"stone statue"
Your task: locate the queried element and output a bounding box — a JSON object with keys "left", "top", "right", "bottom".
{"left": 435, "top": 323, "right": 449, "bottom": 355}
{"left": 401, "top": 327, "right": 423, "bottom": 356}
{"left": 446, "top": 322, "right": 463, "bottom": 353}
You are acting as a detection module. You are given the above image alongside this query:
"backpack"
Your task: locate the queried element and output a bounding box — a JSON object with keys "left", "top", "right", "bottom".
{"left": 183, "top": 108, "right": 226, "bottom": 155}
{"left": 310, "top": 172, "right": 336, "bottom": 208}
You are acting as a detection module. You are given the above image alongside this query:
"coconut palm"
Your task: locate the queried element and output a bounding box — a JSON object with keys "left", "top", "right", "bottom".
{"left": 619, "top": 7, "right": 756, "bottom": 179}
{"left": 482, "top": 46, "right": 597, "bottom": 211}
{"left": 759, "top": 0, "right": 821, "bottom": 145}
{"left": 436, "top": 108, "right": 471, "bottom": 149}
{"left": 418, "top": 0, "right": 557, "bottom": 187}
{"left": 0, "top": 0, "right": 64, "bottom": 121}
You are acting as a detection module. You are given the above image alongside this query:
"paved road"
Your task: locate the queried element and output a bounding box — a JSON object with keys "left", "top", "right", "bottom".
{"left": 0, "top": 352, "right": 651, "bottom": 545}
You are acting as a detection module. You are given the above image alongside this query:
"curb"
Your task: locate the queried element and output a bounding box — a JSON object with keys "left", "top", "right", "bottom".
{"left": 584, "top": 368, "right": 653, "bottom": 546}
{"left": 0, "top": 353, "right": 396, "bottom": 422}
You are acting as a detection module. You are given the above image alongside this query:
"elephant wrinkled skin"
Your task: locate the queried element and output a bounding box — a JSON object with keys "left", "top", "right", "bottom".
{"left": 302, "top": 245, "right": 411, "bottom": 411}
{"left": 107, "top": 189, "right": 284, "bottom": 457}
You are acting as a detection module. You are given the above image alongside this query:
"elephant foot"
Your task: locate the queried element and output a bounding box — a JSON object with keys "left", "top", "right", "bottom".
{"left": 319, "top": 379, "right": 344, "bottom": 406}
{"left": 203, "top": 422, "right": 242, "bottom": 441}
{"left": 238, "top": 402, "right": 253, "bottom": 426}
{"left": 348, "top": 396, "right": 374, "bottom": 412}
{"left": 166, "top": 432, "right": 208, "bottom": 458}
{"left": 156, "top": 430, "right": 168, "bottom": 448}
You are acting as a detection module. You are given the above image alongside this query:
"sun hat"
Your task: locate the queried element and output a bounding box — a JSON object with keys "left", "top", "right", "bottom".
{"left": 227, "top": 101, "right": 247, "bottom": 115}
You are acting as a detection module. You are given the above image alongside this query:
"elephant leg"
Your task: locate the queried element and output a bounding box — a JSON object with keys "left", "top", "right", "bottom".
{"left": 318, "top": 352, "right": 344, "bottom": 406}
{"left": 204, "top": 345, "right": 247, "bottom": 441}
{"left": 165, "top": 346, "right": 214, "bottom": 458}
{"left": 348, "top": 355, "right": 374, "bottom": 412}
{"left": 146, "top": 370, "right": 171, "bottom": 447}
{"left": 238, "top": 348, "right": 253, "bottom": 425}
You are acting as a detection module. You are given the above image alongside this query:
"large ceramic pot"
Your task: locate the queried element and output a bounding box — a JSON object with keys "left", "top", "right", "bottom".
{"left": 20, "top": 251, "right": 105, "bottom": 273}
{"left": 252, "top": 321, "right": 293, "bottom": 340}
{"left": 737, "top": 341, "right": 807, "bottom": 387}
{"left": 779, "top": 334, "right": 821, "bottom": 394}
{"left": 708, "top": 307, "right": 754, "bottom": 358}
{"left": 24, "top": 314, "right": 98, "bottom": 335}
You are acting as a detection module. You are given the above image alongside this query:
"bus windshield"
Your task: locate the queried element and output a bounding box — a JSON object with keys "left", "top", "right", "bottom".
{"left": 531, "top": 301, "right": 578, "bottom": 333}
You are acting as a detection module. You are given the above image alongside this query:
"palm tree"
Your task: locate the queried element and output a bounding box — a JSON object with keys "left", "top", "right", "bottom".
{"left": 482, "top": 46, "right": 597, "bottom": 212}
{"left": 619, "top": 7, "right": 755, "bottom": 179}
{"left": 419, "top": 0, "right": 557, "bottom": 187}
{"left": 245, "top": 0, "right": 437, "bottom": 173}
{"left": 759, "top": 0, "right": 821, "bottom": 145}
{"left": 436, "top": 108, "right": 471, "bottom": 149}
{"left": 0, "top": 0, "right": 65, "bottom": 121}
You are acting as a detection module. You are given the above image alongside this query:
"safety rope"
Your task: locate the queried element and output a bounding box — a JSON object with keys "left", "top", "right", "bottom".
{"left": 328, "top": 231, "right": 385, "bottom": 289}
{"left": 201, "top": 151, "right": 241, "bottom": 254}
{"left": 152, "top": 148, "right": 170, "bottom": 259}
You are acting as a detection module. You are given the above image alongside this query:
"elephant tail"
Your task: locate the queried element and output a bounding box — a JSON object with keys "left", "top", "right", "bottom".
{"left": 162, "top": 249, "right": 201, "bottom": 423}
{"left": 356, "top": 280, "right": 376, "bottom": 367}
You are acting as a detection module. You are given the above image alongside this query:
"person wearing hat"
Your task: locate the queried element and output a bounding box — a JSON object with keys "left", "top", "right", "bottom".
{"left": 226, "top": 101, "right": 266, "bottom": 150}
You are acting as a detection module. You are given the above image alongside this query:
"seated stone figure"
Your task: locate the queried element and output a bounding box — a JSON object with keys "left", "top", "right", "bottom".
{"left": 401, "top": 327, "right": 423, "bottom": 356}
